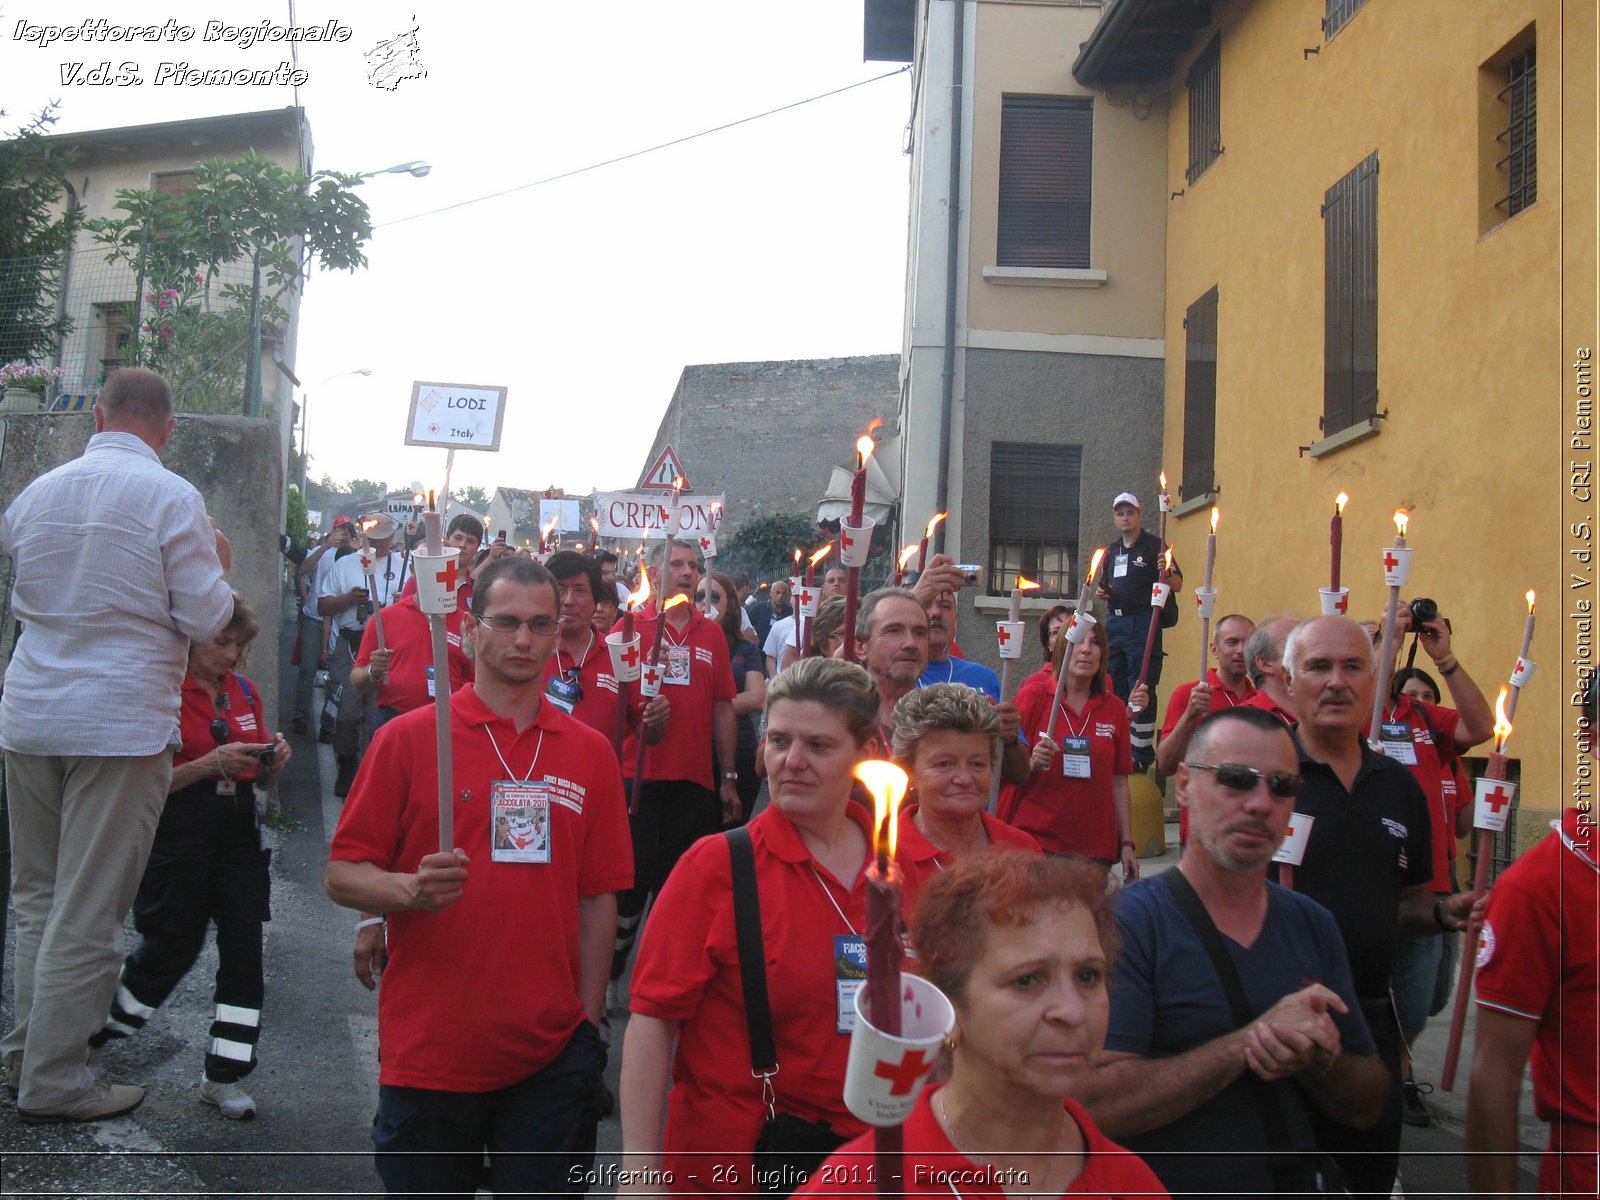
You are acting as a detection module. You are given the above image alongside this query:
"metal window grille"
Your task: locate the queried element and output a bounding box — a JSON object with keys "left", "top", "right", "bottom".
{"left": 1182, "top": 287, "right": 1219, "bottom": 498}
{"left": 1322, "top": 152, "right": 1379, "bottom": 437}
{"left": 988, "top": 442, "right": 1082, "bottom": 598}
{"left": 1496, "top": 46, "right": 1536, "bottom": 217}
{"left": 1323, "top": 0, "right": 1367, "bottom": 41}
{"left": 997, "top": 96, "right": 1092, "bottom": 269}
{"left": 1186, "top": 37, "right": 1222, "bottom": 184}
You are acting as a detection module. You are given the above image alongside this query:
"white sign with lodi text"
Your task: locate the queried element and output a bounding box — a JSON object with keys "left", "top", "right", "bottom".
{"left": 405, "top": 381, "right": 508, "bottom": 451}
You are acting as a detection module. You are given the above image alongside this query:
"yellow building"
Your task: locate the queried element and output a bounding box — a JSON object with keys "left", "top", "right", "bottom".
{"left": 1075, "top": 0, "right": 1597, "bottom": 848}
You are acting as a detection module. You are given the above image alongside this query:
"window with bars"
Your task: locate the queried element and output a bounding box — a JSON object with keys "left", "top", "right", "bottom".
{"left": 1323, "top": 0, "right": 1367, "bottom": 41}
{"left": 988, "top": 442, "right": 1082, "bottom": 598}
{"left": 1497, "top": 46, "right": 1536, "bottom": 217}
{"left": 1322, "top": 152, "right": 1378, "bottom": 438}
{"left": 997, "top": 96, "right": 1092, "bottom": 269}
{"left": 1182, "top": 287, "right": 1219, "bottom": 499}
{"left": 1186, "top": 37, "right": 1222, "bottom": 184}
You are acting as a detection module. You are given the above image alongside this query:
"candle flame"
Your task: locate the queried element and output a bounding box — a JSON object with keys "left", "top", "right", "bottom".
{"left": 925, "top": 512, "right": 947, "bottom": 539}
{"left": 360, "top": 518, "right": 378, "bottom": 532}
{"left": 1164, "top": 548, "right": 1174, "bottom": 571}
{"left": 589, "top": 515, "right": 599, "bottom": 532}
{"left": 898, "top": 544, "right": 920, "bottom": 569}
{"left": 1086, "top": 547, "right": 1106, "bottom": 584}
{"left": 1493, "top": 686, "right": 1513, "bottom": 753}
{"left": 1526, "top": 589, "right": 1536, "bottom": 613}
{"left": 672, "top": 475, "right": 685, "bottom": 492}
{"left": 855, "top": 760, "right": 908, "bottom": 861}
{"left": 663, "top": 594, "right": 689, "bottom": 612}
{"left": 808, "top": 542, "right": 835, "bottom": 567}
{"left": 1017, "top": 576, "right": 1042, "bottom": 592}
{"left": 1158, "top": 469, "right": 1168, "bottom": 491}
{"left": 630, "top": 565, "right": 652, "bottom": 610}
{"left": 1335, "top": 491, "right": 1348, "bottom": 514}
{"left": 413, "top": 492, "right": 425, "bottom": 506}
{"left": 1210, "top": 506, "right": 1220, "bottom": 534}
{"left": 855, "top": 434, "right": 875, "bottom": 462}
{"left": 1393, "top": 509, "right": 1409, "bottom": 537}
{"left": 866, "top": 416, "right": 885, "bottom": 436}
{"left": 793, "top": 547, "right": 803, "bottom": 567}
{"left": 541, "top": 515, "right": 559, "bottom": 537}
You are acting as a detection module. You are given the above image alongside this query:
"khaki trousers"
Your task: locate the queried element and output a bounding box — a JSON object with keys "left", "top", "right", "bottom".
{"left": 2, "top": 750, "right": 171, "bottom": 1109}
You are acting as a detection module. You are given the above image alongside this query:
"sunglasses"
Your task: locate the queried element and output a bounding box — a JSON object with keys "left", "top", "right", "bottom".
{"left": 1184, "top": 762, "right": 1302, "bottom": 799}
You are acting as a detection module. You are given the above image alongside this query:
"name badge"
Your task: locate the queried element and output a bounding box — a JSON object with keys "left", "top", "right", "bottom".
{"left": 1380, "top": 722, "right": 1418, "bottom": 765}
{"left": 426, "top": 663, "right": 436, "bottom": 699}
{"left": 490, "top": 780, "right": 551, "bottom": 864}
{"left": 1113, "top": 554, "right": 1129, "bottom": 579}
{"left": 1061, "top": 735, "right": 1093, "bottom": 779}
{"left": 216, "top": 779, "right": 237, "bottom": 796}
{"left": 664, "top": 644, "right": 692, "bottom": 686}
{"left": 834, "top": 934, "right": 867, "bottom": 1034}
{"left": 545, "top": 671, "right": 582, "bottom": 714}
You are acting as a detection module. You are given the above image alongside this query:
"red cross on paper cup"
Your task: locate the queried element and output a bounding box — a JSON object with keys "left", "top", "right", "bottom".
{"left": 1194, "top": 587, "right": 1217, "bottom": 619}
{"left": 873, "top": 1048, "right": 934, "bottom": 1097}
{"left": 605, "top": 632, "right": 643, "bottom": 683}
{"left": 698, "top": 533, "right": 716, "bottom": 555}
{"left": 1509, "top": 658, "right": 1538, "bottom": 688}
{"left": 796, "top": 587, "right": 817, "bottom": 616}
{"left": 996, "top": 619, "right": 1025, "bottom": 660}
{"left": 413, "top": 549, "right": 461, "bottom": 615}
{"left": 1319, "top": 586, "right": 1350, "bottom": 616}
{"left": 639, "top": 662, "right": 662, "bottom": 698}
{"left": 842, "top": 973, "right": 955, "bottom": 1127}
{"left": 1150, "top": 581, "right": 1173, "bottom": 610}
{"left": 1474, "top": 777, "right": 1516, "bottom": 833}
{"left": 1381, "top": 545, "right": 1412, "bottom": 587}
{"left": 1271, "top": 811, "right": 1314, "bottom": 866}
{"left": 839, "top": 516, "right": 876, "bottom": 568}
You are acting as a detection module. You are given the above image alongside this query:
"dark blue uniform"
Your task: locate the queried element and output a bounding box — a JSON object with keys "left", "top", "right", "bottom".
{"left": 1098, "top": 529, "right": 1178, "bottom": 768}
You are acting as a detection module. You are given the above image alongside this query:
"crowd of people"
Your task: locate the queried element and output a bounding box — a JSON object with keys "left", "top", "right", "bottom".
{"left": 0, "top": 368, "right": 1591, "bottom": 1200}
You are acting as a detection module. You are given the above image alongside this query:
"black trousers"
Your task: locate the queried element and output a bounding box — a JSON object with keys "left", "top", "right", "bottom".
{"left": 610, "top": 779, "right": 718, "bottom": 981}
{"left": 1314, "top": 996, "right": 1402, "bottom": 1199}
{"left": 94, "top": 783, "right": 270, "bottom": 1083}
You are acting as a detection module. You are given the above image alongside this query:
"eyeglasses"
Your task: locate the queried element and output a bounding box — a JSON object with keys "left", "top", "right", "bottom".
{"left": 474, "top": 613, "right": 560, "bottom": 638}
{"left": 1183, "top": 762, "right": 1302, "bottom": 799}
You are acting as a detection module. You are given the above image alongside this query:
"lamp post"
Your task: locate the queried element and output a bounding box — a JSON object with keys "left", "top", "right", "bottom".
{"left": 299, "top": 368, "right": 372, "bottom": 498}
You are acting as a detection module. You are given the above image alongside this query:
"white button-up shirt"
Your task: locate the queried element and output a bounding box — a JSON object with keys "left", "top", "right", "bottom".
{"left": 0, "top": 432, "right": 233, "bottom": 756}
{"left": 320, "top": 548, "right": 407, "bottom": 636}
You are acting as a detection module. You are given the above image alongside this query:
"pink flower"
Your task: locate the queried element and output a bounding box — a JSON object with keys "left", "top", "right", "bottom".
{"left": 158, "top": 325, "right": 174, "bottom": 341}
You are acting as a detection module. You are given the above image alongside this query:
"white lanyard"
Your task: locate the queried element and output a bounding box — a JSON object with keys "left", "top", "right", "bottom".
{"left": 661, "top": 611, "right": 691, "bottom": 647}
{"left": 808, "top": 864, "right": 859, "bottom": 935}
{"left": 554, "top": 630, "right": 595, "bottom": 677}
{"left": 1056, "top": 699, "right": 1092, "bottom": 741}
{"left": 925, "top": 659, "right": 956, "bottom": 685}
{"left": 484, "top": 725, "right": 545, "bottom": 784}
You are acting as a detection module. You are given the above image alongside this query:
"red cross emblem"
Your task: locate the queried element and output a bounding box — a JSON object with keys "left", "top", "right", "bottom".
{"left": 434, "top": 556, "right": 459, "bottom": 591}
{"left": 699, "top": 536, "right": 713, "bottom": 552}
{"left": 1285, "top": 819, "right": 1299, "bottom": 840}
{"left": 797, "top": 588, "right": 815, "bottom": 608}
{"left": 1334, "top": 592, "right": 1348, "bottom": 614}
{"left": 642, "top": 664, "right": 661, "bottom": 688}
{"left": 1481, "top": 783, "right": 1514, "bottom": 815}
{"left": 1515, "top": 659, "right": 1527, "bottom": 676}
{"left": 840, "top": 529, "right": 855, "bottom": 551}
{"left": 873, "top": 1048, "right": 934, "bottom": 1097}
{"left": 997, "top": 625, "right": 1013, "bottom": 649}
{"left": 1383, "top": 551, "right": 1400, "bottom": 572}
{"left": 619, "top": 641, "right": 640, "bottom": 669}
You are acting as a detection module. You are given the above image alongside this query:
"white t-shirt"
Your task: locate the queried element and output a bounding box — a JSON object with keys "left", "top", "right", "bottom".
{"left": 764, "top": 615, "right": 797, "bottom": 667}
{"left": 321, "top": 549, "right": 408, "bottom": 635}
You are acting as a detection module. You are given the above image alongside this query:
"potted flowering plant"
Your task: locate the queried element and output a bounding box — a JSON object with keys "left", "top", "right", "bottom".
{"left": 0, "top": 361, "right": 67, "bottom": 412}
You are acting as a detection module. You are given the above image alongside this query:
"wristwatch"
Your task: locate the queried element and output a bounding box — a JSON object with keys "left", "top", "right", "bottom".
{"left": 721, "top": 771, "right": 739, "bottom": 781}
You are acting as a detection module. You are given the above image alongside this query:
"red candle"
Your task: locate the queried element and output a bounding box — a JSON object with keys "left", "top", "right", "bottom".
{"left": 1135, "top": 549, "right": 1173, "bottom": 688}
{"left": 892, "top": 545, "right": 917, "bottom": 589}
{"left": 915, "top": 512, "right": 946, "bottom": 576}
{"left": 1330, "top": 492, "right": 1348, "bottom": 592}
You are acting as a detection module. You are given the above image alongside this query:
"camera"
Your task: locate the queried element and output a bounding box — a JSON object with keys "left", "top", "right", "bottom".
{"left": 251, "top": 746, "right": 276, "bottom": 766}
{"left": 356, "top": 600, "right": 374, "bottom": 622}
{"left": 955, "top": 564, "right": 984, "bottom": 587}
{"left": 1407, "top": 597, "right": 1439, "bottom": 627}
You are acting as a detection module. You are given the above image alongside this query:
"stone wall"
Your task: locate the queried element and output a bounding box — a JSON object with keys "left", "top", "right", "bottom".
{"left": 0, "top": 412, "right": 288, "bottom": 727}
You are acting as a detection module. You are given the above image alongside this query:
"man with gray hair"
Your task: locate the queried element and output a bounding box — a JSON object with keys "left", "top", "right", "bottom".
{"left": 1275, "top": 615, "right": 1475, "bottom": 1197}
{"left": 1240, "top": 615, "right": 1299, "bottom": 724}
{"left": 1, "top": 367, "right": 233, "bottom": 1121}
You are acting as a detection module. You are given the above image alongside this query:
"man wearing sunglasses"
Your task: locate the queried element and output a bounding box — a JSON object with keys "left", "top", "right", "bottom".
{"left": 1081, "top": 708, "right": 1387, "bottom": 1198}
{"left": 327, "top": 556, "right": 631, "bottom": 1195}
{"left": 1277, "top": 615, "right": 1476, "bottom": 1198}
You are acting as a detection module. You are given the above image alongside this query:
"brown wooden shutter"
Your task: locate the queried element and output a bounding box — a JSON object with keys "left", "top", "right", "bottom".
{"left": 1182, "top": 287, "right": 1218, "bottom": 497}
{"left": 1323, "top": 152, "right": 1378, "bottom": 435}
{"left": 998, "top": 97, "right": 1092, "bottom": 268}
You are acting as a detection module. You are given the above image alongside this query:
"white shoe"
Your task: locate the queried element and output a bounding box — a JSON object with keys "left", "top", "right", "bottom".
{"left": 199, "top": 1077, "right": 256, "bottom": 1120}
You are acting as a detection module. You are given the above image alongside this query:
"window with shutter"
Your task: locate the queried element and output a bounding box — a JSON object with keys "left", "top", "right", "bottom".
{"left": 1324, "top": 0, "right": 1368, "bottom": 41}
{"left": 1322, "top": 153, "right": 1378, "bottom": 438}
{"left": 1497, "top": 45, "right": 1536, "bottom": 217}
{"left": 1182, "top": 287, "right": 1219, "bottom": 499}
{"left": 1186, "top": 38, "right": 1222, "bottom": 184}
{"left": 997, "top": 96, "right": 1092, "bottom": 269}
{"left": 988, "top": 442, "right": 1083, "bottom": 598}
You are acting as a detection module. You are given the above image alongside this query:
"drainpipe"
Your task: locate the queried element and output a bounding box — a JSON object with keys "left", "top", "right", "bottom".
{"left": 935, "top": 0, "right": 965, "bottom": 554}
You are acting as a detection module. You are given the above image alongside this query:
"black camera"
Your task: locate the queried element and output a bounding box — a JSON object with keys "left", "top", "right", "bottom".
{"left": 251, "top": 746, "right": 276, "bottom": 766}
{"left": 356, "top": 600, "right": 374, "bottom": 622}
{"left": 1408, "top": 597, "right": 1439, "bottom": 627}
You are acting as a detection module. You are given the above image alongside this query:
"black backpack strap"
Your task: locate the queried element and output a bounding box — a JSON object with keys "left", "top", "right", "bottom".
{"left": 726, "top": 827, "right": 778, "bottom": 1115}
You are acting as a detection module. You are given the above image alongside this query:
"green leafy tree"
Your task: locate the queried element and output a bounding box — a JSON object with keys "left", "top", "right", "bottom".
{"left": 452, "top": 485, "right": 491, "bottom": 513}
{"left": 0, "top": 103, "right": 81, "bottom": 364}
{"left": 86, "top": 152, "right": 373, "bottom": 412}
{"left": 285, "top": 485, "right": 309, "bottom": 546}
{"left": 718, "top": 513, "right": 825, "bottom": 582}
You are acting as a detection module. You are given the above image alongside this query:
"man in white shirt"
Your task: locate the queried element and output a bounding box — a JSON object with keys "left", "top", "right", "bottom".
{"left": 319, "top": 512, "right": 407, "bottom": 795}
{"left": 292, "top": 515, "right": 356, "bottom": 733}
{"left": 0, "top": 367, "right": 232, "bottom": 1122}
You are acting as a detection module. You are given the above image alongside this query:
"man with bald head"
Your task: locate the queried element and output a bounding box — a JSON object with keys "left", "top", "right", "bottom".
{"left": 1275, "top": 616, "right": 1475, "bottom": 1198}
{"left": 1240, "top": 616, "right": 1298, "bottom": 723}
{"left": 1, "top": 367, "right": 233, "bottom": 1122}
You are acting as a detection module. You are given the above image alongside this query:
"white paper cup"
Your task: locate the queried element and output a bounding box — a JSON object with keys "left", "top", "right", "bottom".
{"left": 1319, "top": 586, "right": 1350, "bottom": 616}
{"left": 606, "top": 631, "right": 643, "bottom": 683}
{"left": 794, "top": 586, "right": 818, "bottom": 619}
{"left": 839, "top": 516, "right": 876, "bottom": 568}
{"left": 996, "top": 620, "right": 1026, "bottom": 660}
{"left": 1271, "top": 812, "right": 1314, "bottom": 866}
{"left": 1065, "top": 611, "right": 1097, "bottom": 644}
{"left": 1381, "top": 545, "right": 1412, "bottom": 587}
{"left": 639, "top": 661, "right": 662, "bottom": 698}
{"left": 789, "top": 575, "right": 804, "bottom": 597}
{"left": 413, "top": 549, "right": 462, "bottom": 615}
{"left": 1194, "top": 587, "right": 1217, "bottom": 619}
{"left": 1150, "top": 581, "right": 1173, "bottom": 610}
{"left": 1510, "top": 658, "right": 1538, "bottom": 688}
{"left": 1474, "top": 776, "right": 1517, "bottom": 833}
{"left": 695, "top": 530, "right": 718, "bottom": 558}
{"left": 843, "top": 974, "right": 955, "bottom": 1127}
{"left": 1158, "top": 492, "right": 1173, "bottom": 513}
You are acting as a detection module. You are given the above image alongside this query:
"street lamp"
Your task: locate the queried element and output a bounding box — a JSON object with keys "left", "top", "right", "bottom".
{"left": 299, "top": 368, "right": 372, "bottom": 496}
{"left": 372, "top": 160, "right": 432, "bottom": 178}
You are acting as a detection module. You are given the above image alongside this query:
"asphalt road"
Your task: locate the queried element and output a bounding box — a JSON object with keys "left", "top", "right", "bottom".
{"left": 0, "top": 593, "right": 1541, "bottom": 1196}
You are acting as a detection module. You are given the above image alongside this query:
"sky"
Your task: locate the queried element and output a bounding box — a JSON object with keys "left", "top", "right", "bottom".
{"left": 5, "top": 1, "right": 913, "bottom": 501}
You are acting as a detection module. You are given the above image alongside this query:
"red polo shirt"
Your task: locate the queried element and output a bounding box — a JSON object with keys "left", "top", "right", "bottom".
{"left": 630, "top": 802, "right": 874, "bottom": 1193}
{"left": 1159, "top": 669, "right": 1256, "bottom": 739}
{"left": 541, "top": 628, "right": 643, "bottom": 742}
{"left": 1371, "top": 694, "right": 1466, "bottom": 892}
{"left": 615, "top": 605, "right": 735, "bottom": 790}
{"left": 895, "top": 805, "right": 1039, "bottom": 915}
{"left": 177, "top": 670, "right": 269, "bottom": 784}
{"left": 999, "top": 688, "right": 1131, "bottom": 860}
{"left": 1240, "top": 688, "right": 1297, "bottom": 724}
{"left": 355, "top": 597, "right": 472, "bottom": 714}
{"left": 329, "top": 686, "right": 633, "bottom": 1091}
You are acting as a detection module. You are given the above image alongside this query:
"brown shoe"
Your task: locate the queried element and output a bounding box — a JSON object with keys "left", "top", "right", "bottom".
{"left": 3, "top": 1051, "right": 19, "bottom": 1097}
{"left": 18, "top": 1079, "right": 145, "bottom": 1124}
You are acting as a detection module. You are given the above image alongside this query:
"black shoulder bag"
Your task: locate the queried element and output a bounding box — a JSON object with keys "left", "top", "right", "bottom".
{"left": 728, "top": 827, "right": 847, "bottom": 1195}
{"left": 1159, "top": 870, "right": 1353, "bottom": 1196}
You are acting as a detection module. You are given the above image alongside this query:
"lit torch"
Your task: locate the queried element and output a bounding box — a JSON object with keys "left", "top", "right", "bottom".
{"left": 632, "top": 593, "right": 690, "bottom": 803}
{"left": 358, "top": 519, "right": 387, "bottom": 652}
{"left": 1368, "top": 509, "right": 1410, "bottom": 750}
{"left": 800, "top": 542, "right": 833, "bottom": 659}
{"left": 893, "top": 544, "right": 919, "bottom": 589}
{"left": 854, "top": 758, "right": 909, "bottom": 1186}
{"left": 915, "top": 512, "right": 947, "bottom": 576}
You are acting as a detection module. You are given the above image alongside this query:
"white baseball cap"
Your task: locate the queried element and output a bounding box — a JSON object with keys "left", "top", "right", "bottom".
{"left": 1112, "top": 492, "right": 1141, "bottom": 511}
